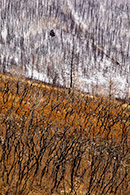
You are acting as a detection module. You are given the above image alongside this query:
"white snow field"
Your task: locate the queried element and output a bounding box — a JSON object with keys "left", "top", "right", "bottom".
{"left": 0, "top": 0, "right": 130, "bottom": 98}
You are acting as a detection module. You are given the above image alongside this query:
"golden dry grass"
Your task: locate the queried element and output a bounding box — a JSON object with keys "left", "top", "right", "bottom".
{"left": 0, "top": 73, "right": 130, "bottom": 195}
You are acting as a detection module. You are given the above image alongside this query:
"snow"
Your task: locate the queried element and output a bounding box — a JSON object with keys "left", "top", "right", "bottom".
{"left": 28, "top": 68, "right": 49, "bottom": 83}
{"left": 1, "top": 26, "right": 7, "bottom": 43}
{"left": 0, "top": 0, "right": 130, "bottom": 99}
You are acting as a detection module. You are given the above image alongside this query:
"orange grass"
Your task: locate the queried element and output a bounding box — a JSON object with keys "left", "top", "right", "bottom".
{"left": 0, "top": 73, "right": 129, "bottom": 141}
{"left": 0, "top": 73, "right": 130, "bottom": 195}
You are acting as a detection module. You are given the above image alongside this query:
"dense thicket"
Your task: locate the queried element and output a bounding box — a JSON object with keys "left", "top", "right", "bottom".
{"left": 0, "top": 74, "right": 130, "bottom": 194}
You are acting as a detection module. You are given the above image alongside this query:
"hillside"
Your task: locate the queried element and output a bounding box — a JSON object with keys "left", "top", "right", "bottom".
{"left": 0, "top": 73, "right": 130, "bottom": 195}
{"left": 0, "top": 0, "right": 130, "bottom": 98}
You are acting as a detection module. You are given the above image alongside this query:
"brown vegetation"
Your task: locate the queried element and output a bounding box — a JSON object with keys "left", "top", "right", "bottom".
{"left": 0, "top": 73, "right": 130, "bottom": 195}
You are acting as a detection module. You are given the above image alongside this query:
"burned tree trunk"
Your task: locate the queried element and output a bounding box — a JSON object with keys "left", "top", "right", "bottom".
{"left": 69, "top": 37, "right": 75, "bottom": 93}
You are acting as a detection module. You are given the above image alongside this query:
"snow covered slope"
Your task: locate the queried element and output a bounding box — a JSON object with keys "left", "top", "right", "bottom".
{"left": 0, "top": 0, "right": 130, "bottom": 98}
